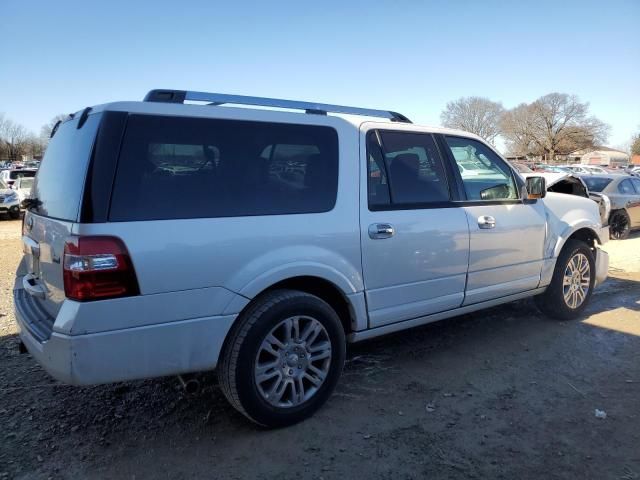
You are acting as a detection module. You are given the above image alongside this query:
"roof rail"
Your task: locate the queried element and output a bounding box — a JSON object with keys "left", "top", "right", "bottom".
{"left": 143, "top": 89, "right": 412, "bottom": 123}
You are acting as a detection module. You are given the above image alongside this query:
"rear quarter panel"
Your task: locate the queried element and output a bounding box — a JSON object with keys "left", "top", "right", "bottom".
{"left": 74, "top": 117, "right": 363, "bottom": 306}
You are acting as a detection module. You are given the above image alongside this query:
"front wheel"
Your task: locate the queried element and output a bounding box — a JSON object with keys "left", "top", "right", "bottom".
{"left": 8, "top": 207, "right": 20, "bottom": 220}
{"left": 219, "top": 289, "right": 346, "bottom": 428}
{"left": 535, "top": 240, "right": 595, "bottom": 320}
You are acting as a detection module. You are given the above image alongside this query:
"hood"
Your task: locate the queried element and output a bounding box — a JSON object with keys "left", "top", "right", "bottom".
{"left": 0, "top": 188, "right": 15, "bottom": 195}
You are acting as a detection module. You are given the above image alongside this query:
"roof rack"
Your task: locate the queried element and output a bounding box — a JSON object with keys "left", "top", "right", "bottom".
{"left": 143, "top": 89, "right": 412, "bottom": 123}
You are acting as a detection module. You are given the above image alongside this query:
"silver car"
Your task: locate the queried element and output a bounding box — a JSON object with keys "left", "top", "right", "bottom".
{"left": 15, "top": 90, "right": 608, "bottom": 427}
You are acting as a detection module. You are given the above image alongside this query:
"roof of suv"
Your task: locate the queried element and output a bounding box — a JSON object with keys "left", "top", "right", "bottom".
{"left": 69, "top": 89, "right": 482, "bottom": 142}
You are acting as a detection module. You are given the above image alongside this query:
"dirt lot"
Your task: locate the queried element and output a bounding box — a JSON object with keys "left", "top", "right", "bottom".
{"left": 1, "top": 217, "right": 639, "bottom": 480}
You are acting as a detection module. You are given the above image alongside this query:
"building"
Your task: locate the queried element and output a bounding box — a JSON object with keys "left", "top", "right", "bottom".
{"left": 568, "top": 147, "right": 630, "bottom": 167}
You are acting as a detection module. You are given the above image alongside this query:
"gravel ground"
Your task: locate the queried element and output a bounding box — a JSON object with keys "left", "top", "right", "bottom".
{"left": 1, "top": 217, "right": 639, "bottom": 479}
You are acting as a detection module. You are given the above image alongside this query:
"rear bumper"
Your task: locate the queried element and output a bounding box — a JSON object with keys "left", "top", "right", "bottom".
{"left": 14, "top": 279, "right": 238, "bottom": 385}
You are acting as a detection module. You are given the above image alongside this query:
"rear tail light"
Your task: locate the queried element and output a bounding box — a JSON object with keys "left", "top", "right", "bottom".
{"left": 63, "top": 236, "right": 139, "bottom": 301}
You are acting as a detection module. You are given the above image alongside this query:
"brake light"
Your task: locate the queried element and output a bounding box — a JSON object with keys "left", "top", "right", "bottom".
{"left": 63, "top": 236, "right": 139, "bottom": 301}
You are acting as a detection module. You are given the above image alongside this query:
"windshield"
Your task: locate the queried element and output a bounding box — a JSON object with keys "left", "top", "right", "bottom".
{"left": 582, "top": 177, "right": 613, "bottom": 192}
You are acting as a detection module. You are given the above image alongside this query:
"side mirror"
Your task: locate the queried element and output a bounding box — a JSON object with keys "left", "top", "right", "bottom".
{"left": 525, "top": 176, "right": 546, "bottom": 199}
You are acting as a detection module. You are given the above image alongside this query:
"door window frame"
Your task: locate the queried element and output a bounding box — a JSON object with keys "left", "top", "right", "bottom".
{"left": 436, "top": 134, "right": 526, "bottom": 206}
{"left": 365, "top": 129, "right": 461, "bottom": 211}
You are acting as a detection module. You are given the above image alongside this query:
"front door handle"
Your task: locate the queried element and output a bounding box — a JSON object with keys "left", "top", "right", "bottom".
{"left": 369, "top": 223, "right": 395, "bottom": 239}
{"left": 478, "top": 215, "right": 496, "bottom": 229}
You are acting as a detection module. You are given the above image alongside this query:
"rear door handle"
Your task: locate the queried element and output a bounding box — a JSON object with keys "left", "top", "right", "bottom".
{"left": 368, "top": 223, "right": 395, "bottom": 239}
{"left": 478, "top": 215, "right": 496, "bottom": 229}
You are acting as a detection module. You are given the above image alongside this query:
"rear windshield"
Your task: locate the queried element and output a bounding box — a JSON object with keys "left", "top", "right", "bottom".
{"left": 9, "top": 170, "right": 36, "bottom": 180}
{"left": 109, "top": 115, "right": 339, "bottom": 221}
{"left": 582, "top": 177, "right": 613, "bottom": 192}
{"left": 30, "top": 114, "right": 101, "bottom": 220}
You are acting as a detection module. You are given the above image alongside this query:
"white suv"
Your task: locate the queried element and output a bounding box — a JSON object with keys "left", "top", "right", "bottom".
{"left": 15, "top": 89, "right": 609, "bottom": 427}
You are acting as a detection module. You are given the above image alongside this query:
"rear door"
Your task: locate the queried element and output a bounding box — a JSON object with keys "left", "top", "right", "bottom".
{"left": 21, "top": 113, "right": 102, "bottom": 318}
{"left": 360, "top": 128, "right": 470, "bottom": 328}
{"left": 625, "top": 178, "right": 640, "bottom": 227}
{"left": 438, "top": 135, "right": 546, "bottom": 305}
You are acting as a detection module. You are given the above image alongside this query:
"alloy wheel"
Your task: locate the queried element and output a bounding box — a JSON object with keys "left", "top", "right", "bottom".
{"left": 562, "top": 252, "right": 591, "bottom": 309}
{"left": 254, "top": 315, "right": 332, "bottom": 408}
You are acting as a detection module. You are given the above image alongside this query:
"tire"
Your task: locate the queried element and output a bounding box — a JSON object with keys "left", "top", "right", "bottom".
{"left": 219, "top": 289, "right": 346, "bottom": 428}
{"left": 535, "top": 239, "right": 595, "bottom": 320}
{"left": 8, "top": 207, "right": 20, "bottom": 220}
{"left": 609, "top": 210, "right": 630, "bottom": 240}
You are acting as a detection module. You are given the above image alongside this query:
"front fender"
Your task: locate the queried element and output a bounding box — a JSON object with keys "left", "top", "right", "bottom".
{"left": 541, "top": 193, "right": 604, "bottom": 258}
{"left": 551, "top": 220, "right": 603, "bottom": 258}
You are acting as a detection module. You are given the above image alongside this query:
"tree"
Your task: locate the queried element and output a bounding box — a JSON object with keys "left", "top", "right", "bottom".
{"left": 632, "top": 133, "right": 640, "bottom": 156}
{"left": 501, "top": 93, "right": 609, "bottom": 162}
{"left": 0, "top": 114, "right": 30, "bottom": 163}
{"left": 40, "top": 114, "right": 69, "bottom": 147}
{"left": 440, "top": 97, "right": 504, "bottom": 145}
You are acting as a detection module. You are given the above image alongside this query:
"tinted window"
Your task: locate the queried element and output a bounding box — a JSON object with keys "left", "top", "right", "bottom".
{"left": 582, "top": 177, "right": 613, "bottom": 192}
{"left": 9, "top": 170, "right": 36, "bottom": 180}
{"left": 630, "top": 178, "right": 640, "bottom": 194}
{"left": 30, "top": 114, "right": 101, "bottom": 220}
{"left": 618, "top": 179, "right": 635, "bottom": 194}
{"left": 445, "top": 136, "right": 518, "bottom": 201}
{"left": 369, "top": 131, "right": 449, "bottom": 206}
{"left": 109, "top": 115, "right": 338, "bottom": 221}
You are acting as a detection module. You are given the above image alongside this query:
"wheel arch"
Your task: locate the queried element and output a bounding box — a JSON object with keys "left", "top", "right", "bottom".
{"left": 553, "top": 224, "right": 602, "bottom": 258}
{"left": 226, "top": 275, "right": 366, "bottom": 338}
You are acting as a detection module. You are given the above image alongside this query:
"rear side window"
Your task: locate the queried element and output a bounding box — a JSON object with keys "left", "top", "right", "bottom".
{"left": 618, "top": 179, "right": 635, "bottom": 194}
{"left": 109, "top": 115, "right": 338, "bottom": 221}
{"left": 30, "top": 114, "right": 102, "bottom": 220}
{"left": 367, "top": 130, "right": 450, "bottom": 207}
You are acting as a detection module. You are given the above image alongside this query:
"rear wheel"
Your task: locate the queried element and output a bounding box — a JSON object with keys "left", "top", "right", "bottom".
{"left": 219, "top": 289, "right": 346, "bottom": 428}
{"left": 8, "top": 206, "right": 20, "bottom": 220}
{"left": 535, "top": 239, "right": 595, "bottom": 320}
{"left": 609, "top": 210, "right": 630, "bottom": 240}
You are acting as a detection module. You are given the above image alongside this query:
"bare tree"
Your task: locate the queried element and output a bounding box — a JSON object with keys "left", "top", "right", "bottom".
{"left": 631, "top": 134, "right": 640, "bottom": 156}
{"left": 0, "top": 115, "right": 30, "bottom": 163}
{"left": 440, "top": 97, "right": 504, "bottom": 145}
{"left": 501, "top": 93, "right": 609, "bottom": 162}
{"left": 40, "top": 114, "right": 69, "bottom": 146}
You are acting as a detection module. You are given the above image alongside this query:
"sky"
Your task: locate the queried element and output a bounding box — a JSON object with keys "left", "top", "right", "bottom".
{"left": 1, "top": 0, "right": 638, "bottom": 152}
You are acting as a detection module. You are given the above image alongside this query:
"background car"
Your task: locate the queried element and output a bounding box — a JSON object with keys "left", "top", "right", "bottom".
{"left": 0, "top": 178, "right": 21, "bottom": 219}
{"left": 13, "top": 176, "right": 34, "bottom": 206}
{"left": 0, "top": 168, "right": 37, "bottom": 189}
{"left": 579, "top": 174, "right": 640, "bottom": 239}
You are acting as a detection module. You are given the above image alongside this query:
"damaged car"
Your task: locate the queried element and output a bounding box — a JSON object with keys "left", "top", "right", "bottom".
{"left": 521, "top": 171, "right": 610, "bottom": 228}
